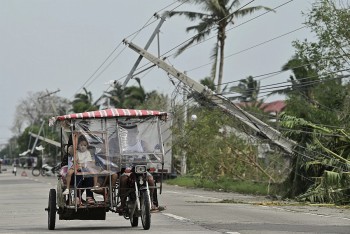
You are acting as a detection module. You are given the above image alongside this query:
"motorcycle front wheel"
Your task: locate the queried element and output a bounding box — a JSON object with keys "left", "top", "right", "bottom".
{"left": 140, "top": 190, "right": 151, "bottom": 230}
{"left": 128, "top": 192, "right": 139, "bottom": 227}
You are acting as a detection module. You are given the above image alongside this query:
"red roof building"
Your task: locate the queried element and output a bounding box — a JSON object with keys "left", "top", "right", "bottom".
{"left": 236, "top": 100, "right": 286, "bottom": 114}
{"left": 260, "top": 100, "right": 286, "bottom": 114}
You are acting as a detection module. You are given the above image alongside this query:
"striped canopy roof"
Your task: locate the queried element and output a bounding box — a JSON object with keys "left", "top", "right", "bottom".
{"left": 49, "top": 108, "right": 168, "bottom": 125}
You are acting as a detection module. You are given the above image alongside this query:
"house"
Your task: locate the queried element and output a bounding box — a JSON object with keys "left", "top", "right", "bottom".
{"left": 260, "top": 100, "right": 286, "bottom": 114}
{"left": 236, "top": 100, "right": 286, "bottom": 114}
{"left": 236, "top": 100, "right": 286, "bottom": 122}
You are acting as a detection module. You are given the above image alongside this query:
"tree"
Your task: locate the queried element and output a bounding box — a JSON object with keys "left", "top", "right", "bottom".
{"left": 123, "top": 86, "right": 146, "bottom": 109}
{"left": 280, "top": 114, "right": 350, "bottom": 203}
{"left": 268, "top": 56, "right": 318, "bottom": 100}
{"left": 103, "top": 79, "right": 145, "bottom": 109}
{"left": 71, "top": 87, "right": 98, "bottom": 113}
{"left": 200, "top": 77, "right": 216, "bottom": 91}
{"left": 140, "top": 91, "right": 169, "bottom": 111}
{"left": 278, "top": 0, "right": 350, "bottom": 202}
{"left": 294, "top": 0, "right": 350, "bottom": 76}
{"left": 229, "top": 75, "right": 260, "bottom": 102}
{"left": 101, "top": 81, "right": 127, "bottom": 109}
{"left": 167, "top": 0, "right": 272, "bottom": 93}
{"left": 103, "top": 80, "right": 169, "bottom": 111}
{"left": 282, "top": 0, "right": 350, "bottom": 126}
{"left": 172, "top": 107, "right": 275, "bottom": 182}
{"left": 12, "top": 91, "right": 70, "bottom": 136}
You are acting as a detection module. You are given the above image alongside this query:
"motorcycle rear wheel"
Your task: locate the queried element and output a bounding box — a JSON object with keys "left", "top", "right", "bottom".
{"left": 40, "top": 169, "right": 47, "bottom": 176}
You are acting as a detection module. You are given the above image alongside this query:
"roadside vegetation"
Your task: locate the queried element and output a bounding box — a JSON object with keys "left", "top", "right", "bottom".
{"left": 168, "top": 0, "right": 350, "bottom": 205}
{"left": 166, "top": 176, "right": 274, "bottom": 196}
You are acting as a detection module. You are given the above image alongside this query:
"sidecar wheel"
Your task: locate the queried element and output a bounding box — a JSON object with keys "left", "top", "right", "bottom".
{"left": 130, "top": 213, "right": 139, "bottom": 227}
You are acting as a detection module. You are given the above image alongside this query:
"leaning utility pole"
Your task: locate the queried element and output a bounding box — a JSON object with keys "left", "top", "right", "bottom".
{"left": 38, "top": 89, "right": 68, "bottom": 144}
{"left": 31, "top": 120, "right": 45, "bottom": 154}
{"left": 38, "top": 89, "right": 60, "bottom": 114}
{"left": 181, "top": 84, "right": 187, "bottom": 175}
{"left": 123, "top": 39, "right": 296, "bottom": 155}
{"left": 122, "top": 13, "right": 167, "bottom": 88}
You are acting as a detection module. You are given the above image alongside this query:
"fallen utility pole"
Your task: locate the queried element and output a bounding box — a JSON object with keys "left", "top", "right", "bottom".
{"left": 123, "top": 39, "right": 296, "bottom": 155}
{"left": 28, "top": 132, "right": 61, "bottom": 148}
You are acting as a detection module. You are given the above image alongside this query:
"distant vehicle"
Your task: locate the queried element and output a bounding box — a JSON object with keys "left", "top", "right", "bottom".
{"left": 32, "top": 163, "right": 60, "bottom": 177}
{"left": 17, "top": 156, "right": 36, "bottom": 169}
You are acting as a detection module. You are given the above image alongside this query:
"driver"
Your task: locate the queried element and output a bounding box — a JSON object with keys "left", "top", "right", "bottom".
{"left": 117, "top": 123, "right": 158, "bottom": 213}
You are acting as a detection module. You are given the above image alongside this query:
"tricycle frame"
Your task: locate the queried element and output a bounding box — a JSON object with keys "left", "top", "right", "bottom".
{"left": 46, "top": 108, "right": 169, "bottom": 230}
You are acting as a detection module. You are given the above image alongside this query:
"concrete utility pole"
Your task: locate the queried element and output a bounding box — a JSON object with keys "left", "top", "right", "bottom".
{"left": 28, "top": 132, "right": 61, "bottom": 148}
{"left": 123, "top": 40, "right": 297, "bottom": 156}
{"left": 181, "top": 84, "right": 187, "bottom": 175}
{"left": 38, "top": 89, "right": 68, "bottom": 166}
{"left": 38, "top": 89, "right": 68, "bottom": 144}
{"left": 38, "top": 89, "right": 60, "bottom": 114}
{"left": 31, "top": 120, "right": 45, "bottom": 154}
{"left": 122, "top": 13, "right": 166, "bottom": 88}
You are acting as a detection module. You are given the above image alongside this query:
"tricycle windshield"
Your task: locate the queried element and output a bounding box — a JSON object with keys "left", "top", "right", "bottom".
{"left": 62, "top": 116, "right": 165, "bottom": 176}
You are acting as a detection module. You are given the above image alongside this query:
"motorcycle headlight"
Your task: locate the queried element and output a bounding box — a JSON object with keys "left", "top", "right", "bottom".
{"left": 135, "top": 165, "right": 147, "bottom": 174}
{"left": 139, "top": 177, "right": 144, "bottom": 185}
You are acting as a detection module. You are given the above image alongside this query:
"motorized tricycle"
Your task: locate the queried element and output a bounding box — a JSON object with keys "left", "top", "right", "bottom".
{"left": 46, "top": 108, "right": 169, "bottom": 230}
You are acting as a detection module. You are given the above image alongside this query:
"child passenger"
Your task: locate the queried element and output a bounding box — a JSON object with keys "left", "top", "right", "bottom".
{"left": 62, "top": 135, "right": 98, "bottom": 198}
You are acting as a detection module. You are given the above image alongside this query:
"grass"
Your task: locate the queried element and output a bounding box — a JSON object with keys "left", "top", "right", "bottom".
{"left": 164, "top": 176, "right": 350, "bottom": 209}
{"left": 165, "top": 176, "right": 275, "bottom": 196}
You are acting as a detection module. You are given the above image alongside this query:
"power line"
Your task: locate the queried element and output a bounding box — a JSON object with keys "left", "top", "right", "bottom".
{"left": 221, "top": 68, "right": 350, "bottom": 97}
{"left": 89, "top": 0, "right": 298, "bottom": 101}
{"left": 186, "top": 25, "right": 306, "bottom": 73}
{"left": 72, "top": 1, "right": 187, "bottom": 98}
{"left": 113, "top": 0, "right": 295, "bottom": 97}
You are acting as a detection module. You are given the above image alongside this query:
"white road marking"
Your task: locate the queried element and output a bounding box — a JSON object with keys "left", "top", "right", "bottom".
{"left": 162, "top": 213, "right": 190, "bottom": 221}
{"left": 261, "top": 205, "right": 350, "bottom": 221}
{"left": 163, "top": 213, "right": 242, "bottom": 234}
{"left": 166, "top": 191, "right": 222, "bottom": 201}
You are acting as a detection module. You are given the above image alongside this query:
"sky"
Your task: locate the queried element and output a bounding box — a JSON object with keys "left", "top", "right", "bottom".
{"left": 0, "top": 0, "right": 315, "bottom": 145}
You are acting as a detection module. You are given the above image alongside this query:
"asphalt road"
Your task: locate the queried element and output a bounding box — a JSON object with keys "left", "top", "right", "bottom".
{"left": 1, "top": 166, "right": 350, "bottom": 234}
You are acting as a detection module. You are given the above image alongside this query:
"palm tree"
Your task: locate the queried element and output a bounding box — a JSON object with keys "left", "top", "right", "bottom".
{"left": 102, "top": 81, "right": 125, "bottom": 108}
{"left": 141, "top": 91, "right": 169, "bottom": 111}
{"left": 200, "top": 76, "right": 216, "bottom": 91}
{"left": 102, "top": 78, "right": 147, "bottom": 109}
{"left": 123, "top": 86, "right": 146, "bottom": 109}
{"left": 269, "top": 56, "right": 318, "bottom": 100}
{"left": 229, "top": 75, "right": 260, "bottom": 102}
{"left": 71, "top": 87, "right": 98, "bottom": 113}
{"left": 167, "top": 0, "right": 272, "bottom": 93}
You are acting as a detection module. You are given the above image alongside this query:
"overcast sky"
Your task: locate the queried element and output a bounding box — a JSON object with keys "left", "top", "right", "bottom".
{"left": 0, "top": 0, "right": 314, "bottom": 145}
